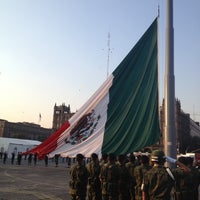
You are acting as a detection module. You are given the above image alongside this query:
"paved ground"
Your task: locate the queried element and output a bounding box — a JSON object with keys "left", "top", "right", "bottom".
{"left": 0, "top": 158, "right": 70, "bottom": 200}
{"left": 1, "top": 158, "right": 199, "bottom": 200}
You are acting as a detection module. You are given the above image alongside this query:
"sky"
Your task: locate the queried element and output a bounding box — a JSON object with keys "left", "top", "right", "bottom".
{"left": 0, "top": 0, "right": 200, "bottom": 129}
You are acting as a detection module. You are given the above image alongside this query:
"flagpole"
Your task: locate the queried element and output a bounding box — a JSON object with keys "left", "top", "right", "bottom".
{"left": 164, "top": 0, "right": 177, "bottom": 167}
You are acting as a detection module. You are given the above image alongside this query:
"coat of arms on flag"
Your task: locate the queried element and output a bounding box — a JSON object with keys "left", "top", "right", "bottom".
{"left": 66, "top": 110, "right": 101, "bottom": 145}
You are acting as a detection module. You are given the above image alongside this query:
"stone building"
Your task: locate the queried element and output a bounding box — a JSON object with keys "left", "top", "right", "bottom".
{"left": 0, "top": 119, "right": 52, "bottom": 141}
{"left": 52, "top": 103, "right": 74, "bottom": 131}
{"left": 159, "top": 99, "right": 200, "bottom": 154}
{"left": 189, "top": 119, "right": 200, "bottom": 153}
{"left": 0, "top": 103, "right": 74, "bottom": 142}
{"left": 1, "top": 101, "right": 199, "bottom": 153}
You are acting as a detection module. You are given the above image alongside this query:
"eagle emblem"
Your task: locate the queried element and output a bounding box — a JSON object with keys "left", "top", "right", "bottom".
{"left": 65, "top": 109, "right": 101, "bottom": 145}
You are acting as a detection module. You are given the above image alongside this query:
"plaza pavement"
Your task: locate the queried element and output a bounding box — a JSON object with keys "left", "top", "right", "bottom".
{"left": 1, "top": 157, "right": 199, "bottom": 200}
{"left": 0, "top": 158, "right": 71, "bottom": 200}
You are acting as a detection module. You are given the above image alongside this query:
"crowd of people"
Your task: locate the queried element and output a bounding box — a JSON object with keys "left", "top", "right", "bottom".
{"left": 0, "top": 151, "right": 23, "bottom": 165}
{"left": 0, "top": 150, "right": 76, "bottom": 169}
{"left": 69, "top": 150, "right": 200, "bottom": 200}
{"left": 1, "top": 149, "right": 200, "bottom": 199}
{"left": 0, "top": 151, "right": 59, "bottom": 167}
{"left": 0, "top": 151, "right": 38, "bottom": 166}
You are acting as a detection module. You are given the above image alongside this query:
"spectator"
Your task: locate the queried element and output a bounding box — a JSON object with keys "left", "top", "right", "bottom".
{"left": 17, "top": 152, "right": 22, "bottom": 165}
{"left": 34, "top": 153, "right": 38, "bottom": 166}
{"left": 3, "top": 151, "right": 7, "bottom": 164}
{"left": 11, "top": 152, "right": 15, "bottom": 165}
{"left": 55, "top": 154, "right": 59, "bottom": 167}
{"left": 44, "top": 155, "right": 48, "bottom": 167}
{"left": 28, "top": 153, "right": 33, "bottom": 166}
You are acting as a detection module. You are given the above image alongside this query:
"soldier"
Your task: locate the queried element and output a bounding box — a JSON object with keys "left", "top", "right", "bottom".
{"left": 172, "top": 155, "right": 200, "bottom": 200}
{"left": 117, "top": 154, "right": 131, "bottom": 200}
{"left": 142, "top": 150, "right": 190, "bottom": 200}
{"left": 171, "top": 156, "right": 191, "bottom": 200}
{"left": 69, "top": 153, "right": 88, "bottom": 200}
{"left": 142, "top": 150, "right": 174, "bottom": 200}
{"left": 100, "top": 153, "right": 119, "bottom": 200}
{"left": 185, "top": 157, "right": 200, "bottom": 200}
{"left": 134, "top": 155, "right": 151, "bottom": 200}
{"left": 100, "top": 154, "right": 108, "bottom": 167}
{"left": 100, "top": 154, "right": 109, "bottom": 200}
{"left": 125, "top": 153, "right": 136, "bottom": 200}
{"left": 86, "top": 153, "right": 101, "bottom": 200}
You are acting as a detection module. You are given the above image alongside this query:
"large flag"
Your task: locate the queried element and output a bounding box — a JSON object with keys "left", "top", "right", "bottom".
{"left": 25, "top": 18, "right": 160, "bottom": 159}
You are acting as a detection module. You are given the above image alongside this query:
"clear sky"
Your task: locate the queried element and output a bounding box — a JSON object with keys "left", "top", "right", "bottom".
{"left": 0, "top": 0, "right": 200, "bottom": 128}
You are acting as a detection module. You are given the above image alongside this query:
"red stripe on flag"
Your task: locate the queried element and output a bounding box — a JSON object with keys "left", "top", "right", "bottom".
{"left": 22, "top": 121, "right": 70, "bottom": 159}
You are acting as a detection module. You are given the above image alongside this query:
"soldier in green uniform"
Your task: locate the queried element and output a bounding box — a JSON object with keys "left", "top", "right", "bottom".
{"left": 117, "top": 154, "right": 131, "bottom": 200}
{"left": 134, "top": 155, "right": 151, "bottom": 200}
{"left": 100, "top": 154, "right": 108, "bottom": 166}
{"left": 142, "top": 150, "right": 190, "bottom": 200}
{"left": 86, "top": 153, "right": 102, "bottom": 200}
{"left": 100, "top": 153, "right": 119, "bottom": 200}
{"left": 142, "top": 150, "right": 175, "bottom": 200}
{"left": 185, "top": 157, "right": 200, "bottom": 200}
{"left": 172, "top": 156, "right": 194, "bottom": 200}
{"left": 172, "top": 156, "right": 200, "bottom": 200}
{"left": 69, "top": 154, "right": 88, "bottom": 200}
{"left": 100, "top": 154, "right": 109, "bottom": 200}
{"left": 125, "top": 153, "right": 136, "bottom": 200}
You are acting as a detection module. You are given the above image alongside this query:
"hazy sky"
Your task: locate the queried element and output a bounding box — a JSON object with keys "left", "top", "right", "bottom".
{"left": 0, "top": 1, "right": 200, "bottom": 128}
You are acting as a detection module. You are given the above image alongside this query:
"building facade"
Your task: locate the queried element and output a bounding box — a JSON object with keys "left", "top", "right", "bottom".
{"left": 0, "top": 103, "right": 74, "bottom": 142}
{"left": 159, "top": 99, "right": 200, "bottom": 154}
{"left": 52, "top": 103, "right": 74, "bottom": 131}
{"left": 189, "top": 119, "right": 200, "bottom": 153}
{"left": 1, "top": 101, "right": 199, "bottom": 153}
{"left": 0, "top": 120, "right": 52, "bottom": 141}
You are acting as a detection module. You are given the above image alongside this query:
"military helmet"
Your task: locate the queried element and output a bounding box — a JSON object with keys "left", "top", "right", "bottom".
{"left": 151, "top": 150, "right": 166, "bottom": 163}
{"left": 76, "top": 153, "right": 84, "bottom": 161}
{"left": 91, "top": 153, "right": 98, "bottom": 161}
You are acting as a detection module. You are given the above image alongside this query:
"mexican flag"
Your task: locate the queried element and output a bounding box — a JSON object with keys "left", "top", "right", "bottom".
{"left": 25, "top": 18, "right": 160, "bottom": 159}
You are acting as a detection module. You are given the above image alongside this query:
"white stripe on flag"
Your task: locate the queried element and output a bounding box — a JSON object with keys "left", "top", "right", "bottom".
{"left": 48, "top": 75, "right": 114, "bottom": 158}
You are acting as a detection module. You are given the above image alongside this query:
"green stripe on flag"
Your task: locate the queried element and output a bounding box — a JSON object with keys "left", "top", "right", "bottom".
{"left": 102, "top": 18, "right": 160, "bottom": 155}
